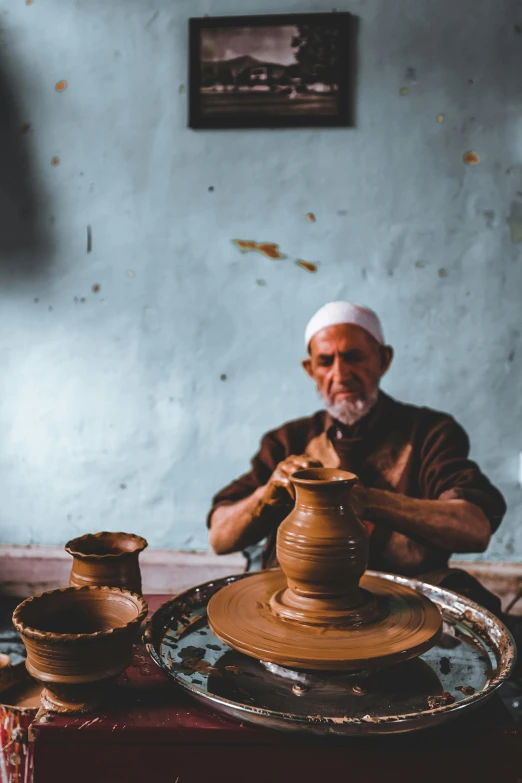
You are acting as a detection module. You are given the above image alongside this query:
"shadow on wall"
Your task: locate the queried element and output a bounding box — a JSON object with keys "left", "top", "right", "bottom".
{"left": 0, "top": 48, "right": 53, "bottom": 281}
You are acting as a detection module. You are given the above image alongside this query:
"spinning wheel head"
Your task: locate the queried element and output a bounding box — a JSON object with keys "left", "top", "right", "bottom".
{"left": 208, "top": 469, "right": 442, "bottom": 671}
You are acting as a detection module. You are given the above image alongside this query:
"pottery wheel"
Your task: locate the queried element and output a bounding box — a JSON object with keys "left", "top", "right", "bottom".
{"left": 144, "top": 572, "right": 517, "bottom": 736}
{"left": 207, "top": 570, "right": 442, "bottom": 671}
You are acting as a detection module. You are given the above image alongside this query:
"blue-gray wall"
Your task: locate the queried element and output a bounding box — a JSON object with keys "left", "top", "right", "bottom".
{"left": 0, "top": 0, "right": 521, "bottom": 559}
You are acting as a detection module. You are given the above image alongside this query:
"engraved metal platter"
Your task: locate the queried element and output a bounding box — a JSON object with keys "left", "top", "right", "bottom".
{"left": 143, "top": 571, "right": 516, "bottom": 735}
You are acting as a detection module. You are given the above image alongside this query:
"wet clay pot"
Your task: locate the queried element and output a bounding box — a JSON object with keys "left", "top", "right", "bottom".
{"left": 65, "top": 531, "right": 148, "bottom": 594}
{"left": 12, "top": 586, "right": 148, "bottom": 714}
{"left": 270, "top": 467, "right": 374, "bottom": 626}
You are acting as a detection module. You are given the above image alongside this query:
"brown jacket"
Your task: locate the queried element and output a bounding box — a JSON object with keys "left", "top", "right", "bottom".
{"left": 208, "top": 393, "right": 506, "bottom": 575}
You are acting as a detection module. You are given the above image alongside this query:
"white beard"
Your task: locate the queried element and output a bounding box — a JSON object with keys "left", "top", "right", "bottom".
{"left": 323, "top": 387, "right": 379, "bottom": 427}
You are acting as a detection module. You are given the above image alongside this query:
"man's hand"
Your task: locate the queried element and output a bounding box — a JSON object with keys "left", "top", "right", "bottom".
{"left": 350, "top": 482, "right": 375, "bottom": 536}
{"left": 208, "top": 455, "right": 323, "bottom": 555}
{"left": 262, "top": 455, "right": 323, "bottom": 507}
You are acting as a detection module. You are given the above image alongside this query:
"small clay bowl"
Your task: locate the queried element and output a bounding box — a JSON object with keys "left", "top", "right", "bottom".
{"left": 12, "top": 586, "right": 148, "bottom": 714}
{"left": 65, "top": 531, "right": 148, "bottom": 594}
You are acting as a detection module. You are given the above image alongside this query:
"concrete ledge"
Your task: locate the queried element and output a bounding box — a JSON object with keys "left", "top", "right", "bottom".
{"left": 0, "top": 546, "right": 520, "bottom": 614}
{"left": 0, "top": 544, "right": 245, "bottom": 598}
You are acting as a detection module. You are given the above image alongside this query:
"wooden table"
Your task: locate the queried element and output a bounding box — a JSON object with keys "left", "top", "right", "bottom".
{"left": 29, "top": 596, "right": 522, "bottom": 783}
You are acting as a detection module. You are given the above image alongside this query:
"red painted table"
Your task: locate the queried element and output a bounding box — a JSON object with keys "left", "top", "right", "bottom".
{"left": 29, "top": 596, "right": 522, "bottom": 783}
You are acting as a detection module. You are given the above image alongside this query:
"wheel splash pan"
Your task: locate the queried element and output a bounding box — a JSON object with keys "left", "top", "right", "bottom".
{"left": 143, "top": 570, "right": 516, "bottom": 736}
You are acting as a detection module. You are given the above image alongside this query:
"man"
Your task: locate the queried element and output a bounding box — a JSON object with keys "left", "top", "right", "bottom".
{"left": 208, "top": 302, "right": 506, "bottom": 613}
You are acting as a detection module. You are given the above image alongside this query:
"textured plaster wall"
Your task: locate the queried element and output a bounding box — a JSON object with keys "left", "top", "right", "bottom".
{"left": 0, "top": 0, "right": 521, "bottom": 559}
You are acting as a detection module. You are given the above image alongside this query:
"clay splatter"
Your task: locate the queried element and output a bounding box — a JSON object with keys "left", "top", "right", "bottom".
{"left": 22, "top": 123, "right": 31, "bottom": 134}
{"left": 399, "top": 87, "right": 408, "bottom": 96}
{"left": 437, "top": 114, "right": 444, "bottom": 123}
{"left": 306, "top": 213, "right": 316, "bottom": 222}
{"left": 256, "top": 279, "right": 266, "bottom": 286}
{"left": 208, "top": 186, "right": 214, "bottom": 192}
{"left": 233, "top": 240, "right": 286, "bottom": 260}
{"left": 438, "top": 268, "right": 448, "bottom": 278}
{"left": 463, "top": 151, "right": 480, "bottom": 165}
{"left": 92, "top": 283, "right": 100, "bottom": 293}
{"left": 55, "top": 80, "right": 67, "bottom": 93}
{"left": 206, "top": 644, "right": 221, "bottom": 651}
{"left": 456, "top": 685, "right": 475, "bottom": 695}
{"left": 178, "top": 646, "right": 206, "bottom": 660}
{"left": 51, "top": 157, "right": 60, "bottom": 166}
{"left": 439, "top": 656, "right": 451, "bottom": 674}
{"left": 182, "top": 658, "right": 219, "bottom": 675}
{"left": 507, "top": 201, "right": 522, "bottom": 243}
{"left": 508, "top": 349, "right": 515, "bottom": 363}
{"left": 179, "top": 84, "right": 185, "bottom": 94}
{"left": 27, "top": 0, "right": 34, "bottom": 5}
{"left": 220, "top": 374, "right": 227, "bottom": 381}
{"left": 87, "top": 225, "right": 92, "bottom": 253}
{"left": 415, "top": 260, "right": 426, "bottom": 268}
{"left": 428, "top": 692, "right": 455, "bottom": 708}
{"left": 405, "top": 67, "right": 417, "bottom": 84}
{"left": 296, "top": 260, "right": 318, "bottom": 273}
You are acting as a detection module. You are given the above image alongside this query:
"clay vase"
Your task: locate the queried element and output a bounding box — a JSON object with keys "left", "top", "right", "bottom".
{"left": 269, "top": 467, "right": 375, "bottom": 626}
{"left": 12, "top": 586, "right": 148, "bottom": 713}
{"left": 65, "top": 531, "right": 148, "bottom": 594}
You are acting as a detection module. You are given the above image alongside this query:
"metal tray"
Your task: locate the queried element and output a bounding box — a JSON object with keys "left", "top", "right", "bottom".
{"left": 144, "top": 571, "right": 516, "bottom": 735}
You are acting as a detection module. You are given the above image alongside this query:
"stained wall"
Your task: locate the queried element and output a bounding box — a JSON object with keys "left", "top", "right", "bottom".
{"left": 0, "top": 0, "right": 521, "bottom": 559}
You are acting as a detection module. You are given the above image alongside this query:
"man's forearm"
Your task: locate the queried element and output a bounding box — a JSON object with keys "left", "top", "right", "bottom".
{"left": 364, "top": 489, "right": 491, "bottom": 553}
{"left": 208, "top": 486, "right": 279, "bottom": 555}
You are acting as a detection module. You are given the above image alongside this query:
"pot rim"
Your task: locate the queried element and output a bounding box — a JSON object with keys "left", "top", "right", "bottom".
{"left": 12, "top": 585, "right": 148, "bottom": 643}
{"left": 291, "top": 468, "right": 357, "bottom": 486}
{"left": 64, "top": 531, "right": 148, "bottom": 559}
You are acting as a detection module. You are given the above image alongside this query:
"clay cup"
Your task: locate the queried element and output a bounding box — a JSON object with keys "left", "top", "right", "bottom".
{"left": 65, "top": 531, "right": 148, "bottom": 594}
{"left": 12, "top": 586, "right": 148, "bottom": 713}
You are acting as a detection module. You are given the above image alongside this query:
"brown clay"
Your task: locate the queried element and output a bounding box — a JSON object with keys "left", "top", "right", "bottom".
{"left": 272, "top": 468, "right": 371, "bottom": 625}
{"left": 208, "top": 468, "right": 442, "bottom": 671}
{"left": 12, "top": 586, "right": 148, "bottom": 713}
{"left": 65, "top": 531, "right": 148, "bottom": 594}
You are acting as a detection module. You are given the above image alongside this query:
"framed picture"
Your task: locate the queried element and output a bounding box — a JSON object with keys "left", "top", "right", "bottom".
{"left": 188, "top": 12, "right": 356, "bottom": 130}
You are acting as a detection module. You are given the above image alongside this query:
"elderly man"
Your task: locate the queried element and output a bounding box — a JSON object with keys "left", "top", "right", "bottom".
{"left": 208, "top": 302, "right": 506, "bottom": 613}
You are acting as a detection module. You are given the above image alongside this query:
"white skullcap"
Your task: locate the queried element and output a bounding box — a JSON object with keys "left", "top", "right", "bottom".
{"left": 305, "top": 302, "right": 384, "bottom": 350}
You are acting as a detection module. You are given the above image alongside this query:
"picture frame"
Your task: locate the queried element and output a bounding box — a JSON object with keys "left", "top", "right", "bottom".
{"left": 188, "top": 12, "right": 356, "bottom": 130}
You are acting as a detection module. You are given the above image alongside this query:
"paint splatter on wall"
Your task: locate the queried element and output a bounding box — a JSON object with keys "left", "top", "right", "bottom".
{"left": 295, "top": 260, "right": 317, "bottom": 273}
{"left": 233, "top": 240, "right": 286, "bottom": 260}
{"left": 233, "top": 240, "right": 319, "bottom": 274}
{"left": 55, "top": 80, "right": 67, "bottom": 93}
{"left": 463, "top": 151, "right": 480, "bottom": 165}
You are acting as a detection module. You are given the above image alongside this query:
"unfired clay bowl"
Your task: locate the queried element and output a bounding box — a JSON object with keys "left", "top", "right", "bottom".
{"left": 65, "top": 531, "right": 148, "bottom": 594}
{"left": 12, "top": 586, "right": 148, "bottom": 713}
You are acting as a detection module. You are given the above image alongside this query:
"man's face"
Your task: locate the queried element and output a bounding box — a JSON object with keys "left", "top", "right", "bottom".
{"left": 302, "top": 324, "right": 393, "bottom": 424}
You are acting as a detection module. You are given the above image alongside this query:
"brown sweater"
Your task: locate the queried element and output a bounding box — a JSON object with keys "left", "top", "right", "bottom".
{"left": 208, "top": 392, "right": 506, "bottom": 575}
